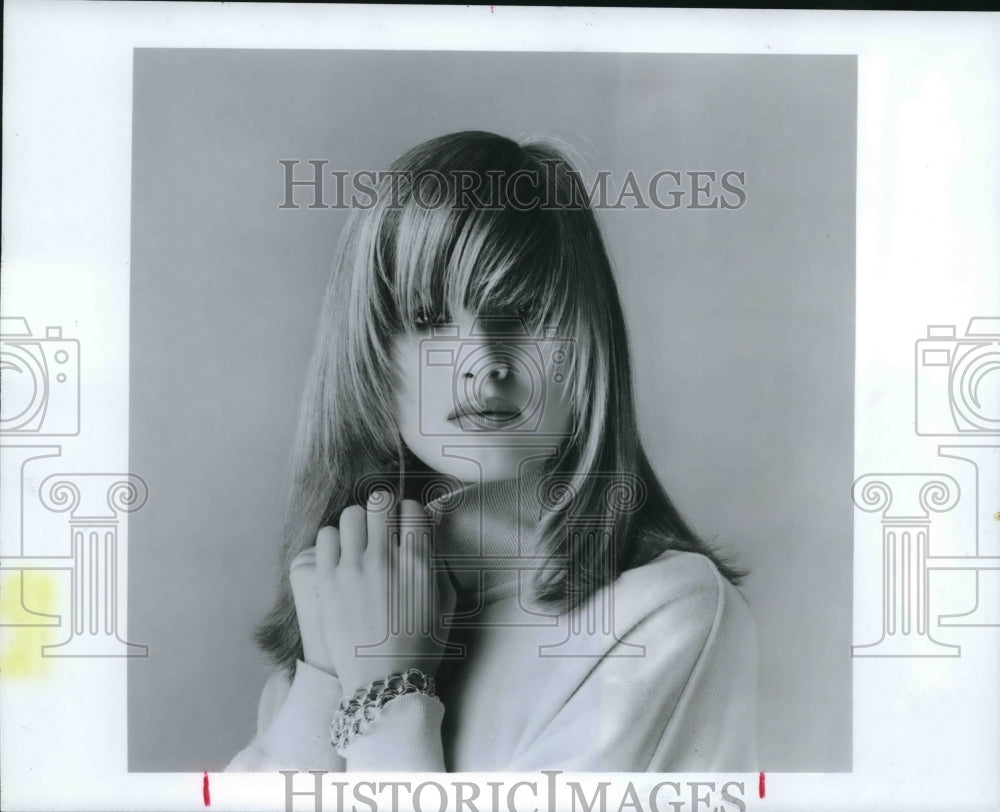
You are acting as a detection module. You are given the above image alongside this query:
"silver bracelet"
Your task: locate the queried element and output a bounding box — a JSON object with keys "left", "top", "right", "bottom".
{"left": 330, "top": 668, "right": 438, "bottom": 754}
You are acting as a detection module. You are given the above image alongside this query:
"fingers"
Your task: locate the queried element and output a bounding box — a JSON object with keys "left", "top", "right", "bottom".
{"left": 365, "top": 490, "right": 394, "bottom": 566}
{"left": 365, "top": 496, "right": 431, "bottom": 565}
{"left": 289, "top": 549, "right": 317, "bottom": 604}
{"left": 290, "top": 546, "right": 316, "bottom": 570}
{"left": 396, "top": 499, "right": 432, "bottom": 555}
{"left": 399, "top": 500, "right": 433, "bottom": 634}
{"left": 314, "top": 525, "right": 341, "bottom": 573}
{"left": 290, "top": 547, "right": 317, "bottom": 585}
{"left": 338, "top": 504, "right": 367, "bottom": 566}
{"left": 318, "top": 498, "right": 432, "bottom": 573}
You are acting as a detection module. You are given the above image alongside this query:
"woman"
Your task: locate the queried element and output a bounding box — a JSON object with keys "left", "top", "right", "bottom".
{"left": 227, "top": 130, "right": 757, "bottom": 772}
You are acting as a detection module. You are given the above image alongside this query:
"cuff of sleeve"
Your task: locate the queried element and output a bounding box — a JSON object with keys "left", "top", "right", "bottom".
{"left": 257, "top": 660, "right": 345, "bottom": 770}
{"left": 343, "top": 693, "right": 446, "bottom": 772}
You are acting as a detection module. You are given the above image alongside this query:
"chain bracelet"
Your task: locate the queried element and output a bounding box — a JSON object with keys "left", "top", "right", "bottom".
{"left": 330, "top": 668, "right": 437, "bottom": 754}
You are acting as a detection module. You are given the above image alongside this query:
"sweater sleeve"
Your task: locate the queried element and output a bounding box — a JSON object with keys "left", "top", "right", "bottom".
{"left": 506, "top": 554, "right": 758, "bottom": 772}
{"left": 340, "top": 692, "right": 448, "bottom": 772}
{"left": 225, "top": 660, "right": 347, "bottom": 772}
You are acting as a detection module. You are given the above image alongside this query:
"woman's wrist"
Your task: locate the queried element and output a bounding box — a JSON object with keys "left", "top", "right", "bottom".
{"left": 330, "top": 667, "right": 440, "bottom": 755}
{"left": 338, "top": 656, "right": 440, "bottom": 696}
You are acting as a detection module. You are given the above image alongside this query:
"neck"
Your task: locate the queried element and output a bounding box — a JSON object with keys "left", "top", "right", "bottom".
{"left": 424, "top": 462, "right": 553, "bottom": 602}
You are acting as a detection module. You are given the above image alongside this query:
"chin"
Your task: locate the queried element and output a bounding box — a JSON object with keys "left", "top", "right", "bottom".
{"left": 411, "top": 442, "right": 558, "bottom": 485}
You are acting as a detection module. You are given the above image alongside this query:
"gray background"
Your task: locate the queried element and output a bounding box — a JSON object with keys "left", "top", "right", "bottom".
{"left": 128, "top": 50, "right": 855, "bottom": 772}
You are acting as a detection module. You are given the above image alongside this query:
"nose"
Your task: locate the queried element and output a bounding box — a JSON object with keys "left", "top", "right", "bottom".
{"left": 462, "top": 357, "right": 512, "bottom": 382}
{"left": 460, "top": 339, "right": 518, "bottom": 384}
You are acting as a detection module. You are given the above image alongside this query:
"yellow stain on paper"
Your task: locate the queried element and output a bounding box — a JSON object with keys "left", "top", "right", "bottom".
{"left": 0, "top": 571, "right": 61, "bottom": 678}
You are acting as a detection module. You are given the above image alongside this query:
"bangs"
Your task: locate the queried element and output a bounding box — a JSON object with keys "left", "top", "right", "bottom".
{"left": 381, "top": 198, "right": 578, "bottom": 338}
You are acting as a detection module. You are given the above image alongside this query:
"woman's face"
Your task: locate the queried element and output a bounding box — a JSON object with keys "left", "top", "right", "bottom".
{"left": 392, "top": 306, "right": 576, "bottom": 483}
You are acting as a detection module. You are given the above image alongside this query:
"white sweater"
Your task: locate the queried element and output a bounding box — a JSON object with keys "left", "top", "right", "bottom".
{"left": 226, "top": 468, "right": 758, "bottom": 773}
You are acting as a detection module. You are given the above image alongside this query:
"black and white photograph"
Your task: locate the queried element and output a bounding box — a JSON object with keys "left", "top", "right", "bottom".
{"left": 2, "top": 5, "right": 998, "bottom": 812}
{"left": 126, "top": 49, "right": 854, "bottom": 777}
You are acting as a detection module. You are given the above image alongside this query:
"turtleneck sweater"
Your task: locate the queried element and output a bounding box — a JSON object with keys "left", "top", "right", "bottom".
{"left": 226, "top": 464, "right": 758, "bottom": 772}
{"left": 422, "top": 459, "right": 551, "bottom": 601}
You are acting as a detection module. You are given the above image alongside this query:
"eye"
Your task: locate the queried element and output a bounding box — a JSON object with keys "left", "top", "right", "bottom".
{"left": 413, "top": 307, "right": 447, "bottom": 331}
{"left": 488, "top": 304, "right": 531, "bottom": 324}
{"left": 512, "top": 303, "right": 543, "bottom": 330}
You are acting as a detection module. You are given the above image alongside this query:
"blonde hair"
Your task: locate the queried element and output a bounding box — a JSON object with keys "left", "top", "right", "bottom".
{"left": 256, "top": 131, "right": 743, "bottom": 673}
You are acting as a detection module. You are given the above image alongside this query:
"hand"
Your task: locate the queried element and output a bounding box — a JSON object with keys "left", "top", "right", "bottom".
{"left": 289, "top": 547, "right": 338, "bottom": 676}
{"left": 314, "top": 492, "right": 457, "bottom": 692}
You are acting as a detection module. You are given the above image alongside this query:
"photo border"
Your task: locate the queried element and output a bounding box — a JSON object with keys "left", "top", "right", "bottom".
{"left": 2, "top": 4, "right": 998, "bottom": 811}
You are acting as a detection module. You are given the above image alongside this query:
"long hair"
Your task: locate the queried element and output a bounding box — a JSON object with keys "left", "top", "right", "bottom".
{"left": 255, "top": 131, "right": 745, "bottom": 674}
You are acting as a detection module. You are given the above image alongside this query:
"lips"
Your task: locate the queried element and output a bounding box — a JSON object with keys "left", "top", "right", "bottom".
{"left": 447, "top": 396, "right": 522, "bottom": 422}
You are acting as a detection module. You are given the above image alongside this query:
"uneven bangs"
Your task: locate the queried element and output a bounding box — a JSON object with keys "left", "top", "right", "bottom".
{"left": 393, "top": 199, "right": 576, "bottom": 328}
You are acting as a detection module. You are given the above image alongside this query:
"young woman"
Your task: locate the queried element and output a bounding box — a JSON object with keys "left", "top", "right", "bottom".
{"left": 226, "top": 131, "right": 757, "bottom": 772}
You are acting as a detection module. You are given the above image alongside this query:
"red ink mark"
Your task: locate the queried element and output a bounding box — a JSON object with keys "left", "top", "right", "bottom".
{"left": 758, "top": 771, "right": 766, "bottom": 798}
{"left": 202, "top": 771, "right": 211, "bottom": 806}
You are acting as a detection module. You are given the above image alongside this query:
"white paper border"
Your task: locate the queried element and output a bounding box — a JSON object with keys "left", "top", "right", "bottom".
{"left": 2, "top": 3, "right": 999, "bottom": 811}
